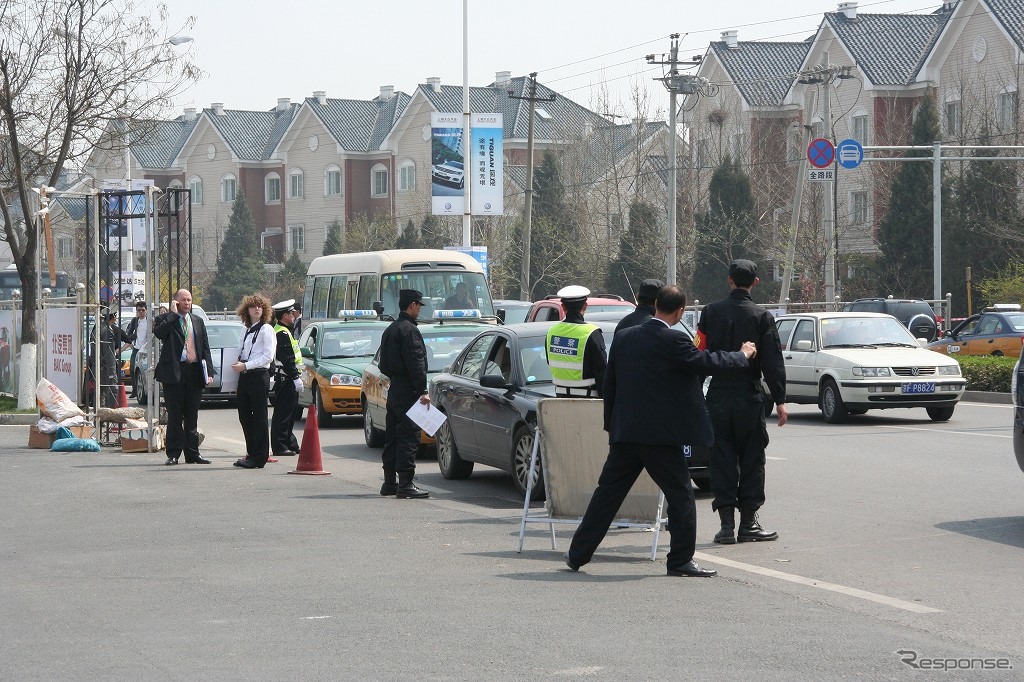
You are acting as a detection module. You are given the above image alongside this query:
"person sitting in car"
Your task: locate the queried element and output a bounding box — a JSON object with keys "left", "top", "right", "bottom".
{"left": 442, "top": 282, "right": 475, "bottom": 310}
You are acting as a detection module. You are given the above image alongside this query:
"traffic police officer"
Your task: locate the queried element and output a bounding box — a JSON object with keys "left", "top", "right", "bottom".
{"left": 270, "top": 299, "right": 303, "bottom": 457}
{"left": 697, "top": 259, "right": 788, "bottom": 544}
{"left": 545, "top": 285, "right": 607, "bottom": 398}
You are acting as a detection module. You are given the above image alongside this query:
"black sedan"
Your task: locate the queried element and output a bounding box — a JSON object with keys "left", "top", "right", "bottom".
{"left": 429, "top": 321, "right": 711, "bottom": 501}
{"left": 1012, "top": 353, "right": 1024, "bottom": 476}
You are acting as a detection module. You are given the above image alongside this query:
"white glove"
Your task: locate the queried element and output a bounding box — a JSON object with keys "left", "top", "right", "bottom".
{"left": 293, "top": 378, "right": 303, "bottom": 393}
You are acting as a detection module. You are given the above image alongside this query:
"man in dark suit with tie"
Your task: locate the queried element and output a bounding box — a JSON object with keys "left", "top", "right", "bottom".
{"left": 565, "top": 285, "right": 756, "bottom": 577}
{"left": 153, "top": 289, "right": 214, "bottom": 465}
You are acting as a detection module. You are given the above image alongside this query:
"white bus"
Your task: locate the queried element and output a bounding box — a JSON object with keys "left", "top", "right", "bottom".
{"left": 302, "top": 249, "right": 495, "bottom": 321}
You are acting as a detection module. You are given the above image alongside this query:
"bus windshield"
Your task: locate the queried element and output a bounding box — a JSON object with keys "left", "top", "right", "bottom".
{"left": 381, "top": 271, "right": 494, "bottom": 319}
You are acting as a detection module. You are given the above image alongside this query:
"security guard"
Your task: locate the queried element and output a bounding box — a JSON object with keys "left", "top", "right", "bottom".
{"left": 615, "top": 278, "right": 663, "bottom": 335}
{"left": 697, "top": 259, "right": 788, "bottom": 544}
{"left": 270, "top": 299, "right": 303, "bottom": 457}
{"left": 545, "top": 285, "right": 607, "bottom": 398}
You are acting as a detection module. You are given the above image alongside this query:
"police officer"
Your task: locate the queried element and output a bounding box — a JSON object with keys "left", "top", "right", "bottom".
{"left": 615, "top": 278, "right": 663, "bottom": 335}
{"left": 545, "top": 285, "right": 607, "bottom": 398}
{"left": 377, "top": 289, "right": 430, "bottom": 499}
{"left": 697, "top": 259, "right": 788, "bottom": 544}
{"left": 270, "top": 299, "right": 303, "bottom": 457}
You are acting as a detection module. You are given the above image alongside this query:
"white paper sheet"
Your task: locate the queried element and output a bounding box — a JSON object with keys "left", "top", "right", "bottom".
{"left": 405, "top": 400, "right": 447, "bottom": 437}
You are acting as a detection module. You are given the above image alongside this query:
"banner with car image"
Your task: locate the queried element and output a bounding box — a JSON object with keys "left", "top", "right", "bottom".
{"left": 431, "top": 112, "right": 465, "bottom": 216}
{"left": 470, "top": 113, "right": 503, "bottom": 215}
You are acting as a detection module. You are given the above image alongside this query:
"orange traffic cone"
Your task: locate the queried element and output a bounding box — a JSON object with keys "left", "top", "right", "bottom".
{"left": 117, "top": 382, "right": 128, "bottom": 408}
{"left": 288, "top": 403, "right": 330, "bottom": 476}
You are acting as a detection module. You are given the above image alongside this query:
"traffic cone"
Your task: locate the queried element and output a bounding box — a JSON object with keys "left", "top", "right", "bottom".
{"left": 117, "top": 382, "right": 128, "bottom": 408}
{"left": 288, "top": 403, "right": 330, "bottom": 476}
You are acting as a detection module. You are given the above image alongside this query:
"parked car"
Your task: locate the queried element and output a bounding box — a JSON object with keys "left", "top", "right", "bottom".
{"left": 132, "top": 320, "right": 245, "bottom": 405}
{"left": 1010, "top": 351, "right": 1024, "bottom": 474}
{"left": 361, "top": 317, "right": 490, "bottom": 448}
{"left": 428, "top": 321, "right": 712, "bottom": 500}
{"left": 774, "top": 312, "right": 965, "bottom": 423}
{"left": 525, "top": 294, "right": 635, "bottom": 322}
{"left": 493, "top": 300, "right": 533, "bottom": 325}
{"left": 297, "top": 317, "right": 391, "bottom": 427}
{"left": 842, "top": 298, "right": 940, "bottom": 342}
{"left": 927, "top": 305, "right": 1024, "bottom": 357}
{"left": 431, "top": 160, "right": 465, "bottom": 189}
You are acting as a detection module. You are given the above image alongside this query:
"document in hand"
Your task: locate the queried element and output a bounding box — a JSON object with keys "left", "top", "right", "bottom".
{"left": 405, "top": 401, "right": 447, "bottom": 437}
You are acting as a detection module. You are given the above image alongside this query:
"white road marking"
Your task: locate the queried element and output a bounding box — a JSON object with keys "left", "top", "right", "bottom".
{"left": 693, "top": 551, "right": 942, "bottom": 614}
{"left": 210, "top": 435, "right": 247, "bottom": 446}
{"left": 766, "top": 456, "right": 786, "bottom": 461}
{"left": 876, "top": 425, "right": 1011, "bottom": 439}
{"left": 303, "top": 616, "right": 331, "bottom": 620}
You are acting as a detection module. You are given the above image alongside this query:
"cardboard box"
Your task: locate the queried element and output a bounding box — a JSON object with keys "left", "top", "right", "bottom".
{"left": 121, "top": 427, "right": 164, "bottom": 453}
{"left": 28, "top": 425, "right": 92, "bottom": 449}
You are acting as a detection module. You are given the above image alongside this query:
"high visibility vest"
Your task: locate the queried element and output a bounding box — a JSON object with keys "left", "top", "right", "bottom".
{"left": 546, "top": 322, "right": 598, "bottom": 389}
{"left": 274, "top": 323, "right": 302, "bottom": 369}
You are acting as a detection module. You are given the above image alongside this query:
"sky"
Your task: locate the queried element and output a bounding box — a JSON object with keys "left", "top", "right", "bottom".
{"left": 164, "top": 0, "right": 943, "bottom": 119}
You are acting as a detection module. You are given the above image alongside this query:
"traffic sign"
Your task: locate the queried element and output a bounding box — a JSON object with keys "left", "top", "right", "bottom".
{"left": 808, "top": 169, "right": 835, "bottom": 182}
{"left": 836, "top": 138, "right": 864, "bottom": 169}
{"left": 808, "top": 138, "right": 835, "bottom": 169}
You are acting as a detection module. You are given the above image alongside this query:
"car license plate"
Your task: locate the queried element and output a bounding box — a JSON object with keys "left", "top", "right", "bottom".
{"left": 902, "top": 381, "right": 935, "bottom": 394}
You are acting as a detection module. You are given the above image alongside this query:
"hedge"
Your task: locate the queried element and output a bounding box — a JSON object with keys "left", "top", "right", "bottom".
{"left": 955, "top": 355, "right": 1017, "bottom": 393}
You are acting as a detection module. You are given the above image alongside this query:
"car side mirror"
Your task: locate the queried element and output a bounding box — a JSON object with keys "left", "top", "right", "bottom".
{"left": 795, "top": 339, "right": 812, "bottom": 351}
{"left": 480, "top": 373, "right": 513, "bottom": 390}
{"left": 300, "top": 347, "right": 312, "bottom": 358}
{"left": 496, "top": 308, "right": 506, "bottom": 324}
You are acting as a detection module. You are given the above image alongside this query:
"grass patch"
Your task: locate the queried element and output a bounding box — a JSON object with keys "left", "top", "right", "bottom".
{"left": 0, "top": 395, "right": 36, "bottom": 413}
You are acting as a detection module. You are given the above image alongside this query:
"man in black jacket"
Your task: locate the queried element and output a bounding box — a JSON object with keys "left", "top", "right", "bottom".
{"left": 270, "top": 299, "right": 303, "bottom": 457}
{"left": 698, "top": 259, "right": 788, "bottom": 544}
{"left": 565, "top": 285, "right": 755, "bottom": 577}
{"left": 614, "top": 278, "right": 663, "bottom": 336}
{"left": 377, "top": 289, "right": 430, "bottom": 499}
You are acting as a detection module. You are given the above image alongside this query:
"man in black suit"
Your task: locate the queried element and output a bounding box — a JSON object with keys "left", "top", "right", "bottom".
{"left": 614, "top": 278, "right": 663, "bottom": 336}
{"left": 565, "top": 285, "right": 756, "bottom": 577}
{"left": 153, "top": 289, "right": 214, "bottom": 465}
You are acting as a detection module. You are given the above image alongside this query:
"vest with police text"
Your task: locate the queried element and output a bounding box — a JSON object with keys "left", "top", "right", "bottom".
{"left": 274, "top": 323, "right": 302, "bottom": 369}
{"left": 546, "top": 321, "right": 598, "bottom": 389}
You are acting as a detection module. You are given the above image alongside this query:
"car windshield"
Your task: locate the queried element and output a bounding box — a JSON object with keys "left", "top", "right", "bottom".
{"left": 497, "top": 303, "right": 531, "bottom": 324}
{"left": 380, "top": 271, "right": 494, "bottom": 318}
{"left": 1005, "top": 314, "right": 1024, "bottom": 332}
{"left": 588, "top": 304, "right": 633, "bottom": 313}
{"left": 423, "top": 329, "right": 482, "bottom": 372}
{"left": 320, "top": 328, "right": 384, "bottom": 358}
{"left": 206, "top": 324, "right": 243, "bottom": 348}
{"left": 820, "top": 316, "right": 917, "bottom": 348}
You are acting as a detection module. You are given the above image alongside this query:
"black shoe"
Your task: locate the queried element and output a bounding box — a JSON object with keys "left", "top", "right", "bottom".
{"left": 737, "top": 510, "right": 778, "bottom": 542}
{"left": 233, "top": 459, "right": 264, "bottom": 469}
{"left": 165, "top": 457, "right": 179, "bottom": 466}
{"left": 714, "top": 506, "right": 736, "bottom": 544}
{"left": 395, "top": 482, "right": 429, "bottom": 499}
{"left": 564, "top": 552, "right": 580, "bottom": 572}
{"left": 281, "top": 450, "right": 298, "bottom": 456}
{"left": 667, "top": 560, "right": 717, "bottom": 577}
{"left": 380, "top": 482, "right": 398, "bottom": 496}
{"left": 186, "top": 456, "right": 211, "bottom": 464}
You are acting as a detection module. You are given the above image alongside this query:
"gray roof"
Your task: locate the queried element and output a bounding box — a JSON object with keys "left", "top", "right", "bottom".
{"left": 127, "top": 117, "right": 199, "bottom": 168}
{"left": 418, "top": 76, "right": 609, "bottom": 141}
{"left": 571, "top": 121, "right": 667, "bottom": 185}
{"left": 986, "top": 0, "right": 1024, "bottom": 50}
{"left": 824, "top": 11, "right": 949, "bottom": 86}
{"left": 204, "top": 105, "right": 300, "bottom": 160}
{"left": 307, "top": 92, "right": 411, "bottom": 152}
{"left": 710, "top": 41, "right": 811, "bottom": 106}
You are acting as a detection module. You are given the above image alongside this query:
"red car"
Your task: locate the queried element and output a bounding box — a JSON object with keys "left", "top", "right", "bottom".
{"left": 525, "top": 294, "right": 634, "bottom": 322}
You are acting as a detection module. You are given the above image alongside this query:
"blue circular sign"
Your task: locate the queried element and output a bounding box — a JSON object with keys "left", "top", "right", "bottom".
{"left": 836, "top": 138, "right": 864, "bottom": 169}
{"left": 808, "top": 138, "right": 835, "bottom": 169}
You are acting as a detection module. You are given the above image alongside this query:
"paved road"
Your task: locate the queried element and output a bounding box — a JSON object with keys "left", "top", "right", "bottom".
{"left": 1, "top": 400, "right": 1021, "bottom": 680}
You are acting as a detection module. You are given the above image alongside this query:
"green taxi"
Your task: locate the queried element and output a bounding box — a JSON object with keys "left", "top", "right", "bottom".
{"left": 297, "top": 313, "right": 391, "bottom": 427}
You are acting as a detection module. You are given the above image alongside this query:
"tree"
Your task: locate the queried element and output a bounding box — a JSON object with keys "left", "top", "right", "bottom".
{"left": 876, "top": 96, "right": 944, "bottom": 298}
{"left": 323, "top": 218, "right": 343, "bottom": 256}
{"left": 344, "top": 213, "right": 395, "bottom": 252}
{"left": 605, "top": 200, "right": 664, "bottom": 298}
{"left": 395, "top": 219, "right": 419, "bottom": 249}
{"left": 269, "top": 249, "right": 306, "bottom": 305}
{"left": 204, "top": 191, "right": 266, "bottom": 310}
{"left": 692, "top": 155, "right": 756, "bottom": 302}
{"left": 1, "top": 0, "right": 198, "bottom": 405}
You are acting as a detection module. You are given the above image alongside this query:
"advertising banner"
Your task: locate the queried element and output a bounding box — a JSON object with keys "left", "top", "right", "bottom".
{"left": 0, "top": 308, "right": 20, "bottom": 393}
{"left": 430, "top": 112, "right": 465, "bottom": 216}
{"left": 444, "top": 245, "right": 488, "bottom": 278}
{"left": 100, "top": 179, "right": 154, "bottom": 251}
{"left": 45, "top": 307, "right": 81, "bottom": 403}
{"left": 111, "top": 271, "right": 146, "bottom": 307}
{"left": 470, "top": 113, "right": 503, "bottom": 215}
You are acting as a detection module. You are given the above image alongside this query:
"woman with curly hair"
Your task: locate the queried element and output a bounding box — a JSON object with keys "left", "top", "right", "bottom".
{"left": 231, "top": 293, "right": 277, "bottom": 469}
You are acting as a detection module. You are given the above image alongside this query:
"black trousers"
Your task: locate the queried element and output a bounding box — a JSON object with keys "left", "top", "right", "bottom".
{"left": 237, "top": 370, "right": 270, "bottom": 465}
{"left": 163, "top": 362, "right": 204, "bottom": 460}
{"left": 568, "top": 442, "right": 697, "bottom": 573}
{"left": 271, "top": 376, "right": 300, "bottom": 454}
{"left": 706, "top": 383, "right": 767, "bottom": 512}
{"left": 382, "top": 391, "right": 420, "bottom": 474}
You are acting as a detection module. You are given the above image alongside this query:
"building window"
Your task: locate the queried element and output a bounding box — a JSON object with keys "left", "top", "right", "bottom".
{"left": 851, "top": 191, "right": 868, "bottom": 225}
{"left": 289, "top": 169, "right": 304, "bottom": 199}
{"left": 288, "top": 224, "right": 305, "bottom": 252}
{"left": 997, "top": 91, "right": 1017, "bottom": 132}
{"left": 56, "top": 236, "right": 73, "bottom": 259}
{"left": 371, "top": 164, "right": 389, "bottom": 197}
{"left": 944, "top": 101, "right": 961, "bottom": 137}
{"left": 851, "top": 114, "right": 868, "bottom": 143}
{"left": 399, "top": 160, "right": 416, "bottom": 192}
{"left": 188, "top": 176, "right": 203, "bottom": 205}
{"left": 221, "top": 174, "right": 236, "bottom": 202}
{"left": 265, "top": 172, "right": 281, "bottom": 203}
{"left": 325, "top": 166, "right": 341, "bottom": 196}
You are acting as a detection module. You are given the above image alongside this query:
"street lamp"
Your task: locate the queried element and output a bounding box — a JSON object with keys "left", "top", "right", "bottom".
{"left": 168, "top": 35, "right": 193, "bottom": 46}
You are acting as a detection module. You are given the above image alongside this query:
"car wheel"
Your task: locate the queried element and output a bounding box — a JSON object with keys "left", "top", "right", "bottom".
{"left": 315, "top": 386, "right": 332, "bottom": 428}
{"left": 847, "top": 408, "right": 868, "bottom": 416}
{"left": 926, "top": 405, "right": 955, "bottom": 421}
{"left": 134, "top": 370, "right": 147, "bottom": 405}
{"left": 436, "top": 419, "right": 473, "bottom": 479}
{"left": 820, "top": 378, "right": 848, "bottom": 424}
{"left": 511, "top": 425, "right": 545, "bottom": 501}
{"left": 692, "top": 477, "right": 712, "bottom": 492}
{"left": 993, "top": 350, "right": 1004, "bottom": 357}
{"left": 362, "top": 400, "right": 384, "bottom": 447}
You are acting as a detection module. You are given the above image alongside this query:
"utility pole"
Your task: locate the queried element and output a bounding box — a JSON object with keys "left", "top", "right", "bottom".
{"left": 508, "top": 73, "right": 554, "bottom": 300}
{"left": 648, "top": 35, "right": 702, "bottom": 286}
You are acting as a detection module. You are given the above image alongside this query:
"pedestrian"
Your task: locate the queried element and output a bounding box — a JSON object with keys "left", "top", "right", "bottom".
{"left": 98, "top": 309, "right": 128, "bottom": 407}
{"left": 270, "top": 299, "right": 303, "bottom": 457}
{"left": 292, "top": 305, "right": 303, "bottom": 336}
{"left": 545, "top": 285, "right": 607, "bottom": 397}
{"left": 231, "top": 293, "right": 277, "bottom": 469}
{"left": 377, "top": 288, "right": 430, "bottom": 499}
{"left": 153, "top": 289, "right": 214, "bottom": 465}
{"left": 615, "top": 278, "right": 663, "bottom": 335}
{"left": 565, "top": 285, "right": 757, "bottom": 576}
{"left": 697, "top": 259, "right": 788, "bottom": 544}
{"left": 122, "top": 301, "right": 149, "bottom": 397}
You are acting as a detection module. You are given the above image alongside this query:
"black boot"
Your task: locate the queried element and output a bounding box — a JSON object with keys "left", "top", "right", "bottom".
{"left": 737, "top": 508, "right": 778, "bottom": 542}
{"left": 396, "top": 471, "right": 429, "bottom": 499}
{"left": 380, "top": 467, "right": 397, "bottom": 496}
{"left": 713, "top": 506, "right": 736, "bottom": 544}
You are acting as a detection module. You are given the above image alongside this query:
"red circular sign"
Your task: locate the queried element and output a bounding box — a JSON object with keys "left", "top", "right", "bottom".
{"left": 808, "top": 138, "right": 835, "bottom": 169}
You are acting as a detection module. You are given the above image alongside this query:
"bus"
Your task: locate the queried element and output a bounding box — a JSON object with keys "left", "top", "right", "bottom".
{"left": 0, "top": 267, "right": 74, "bottom": 300}
{"left": 303, "top": 249, "right": 495, "bottom": 321}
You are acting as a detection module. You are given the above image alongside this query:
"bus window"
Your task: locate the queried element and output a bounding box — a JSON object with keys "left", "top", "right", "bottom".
{"left": 302, "top": 276, "right": 314, "bottom": 318}
{"left": 311, "top": 276, "right": 330, "bottom": 319}
{"left": 346, "top": 280, "right": 358, "bottom": 310}
{"left": 328, "top": 276, "right": 347, "bottom": 316}
{"left": 356, "top": 274, "right": 379, "bottom": 311}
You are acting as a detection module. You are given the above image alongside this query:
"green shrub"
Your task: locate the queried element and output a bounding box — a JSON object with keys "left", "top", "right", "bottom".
{"left": 955, "top": 355, "right": 1017, "bottom": 393}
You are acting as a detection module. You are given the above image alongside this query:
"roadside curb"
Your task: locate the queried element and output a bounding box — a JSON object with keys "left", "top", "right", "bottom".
{"left": 962, "top": 391, "right": 1011, "bottom": 405}
{"left": 0, "top": 413, "right": 39, "bottom": 425}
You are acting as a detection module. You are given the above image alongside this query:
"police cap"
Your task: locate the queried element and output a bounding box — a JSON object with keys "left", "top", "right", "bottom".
{"left": 399, "top": 289, "right": 425, "bottom": 308}
{"left": 272, "top": 298, "right": 296, "bottom": 313}
{"left": 728, "top": 259, "right": 758, "bottom": 287}
{"left": 556, "top": 285, "right": 590, "bottom": 304}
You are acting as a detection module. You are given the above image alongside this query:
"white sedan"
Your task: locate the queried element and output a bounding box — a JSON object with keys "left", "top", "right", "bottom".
{"left": 775, "top": 312, "right": 966, "bottom": 423}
